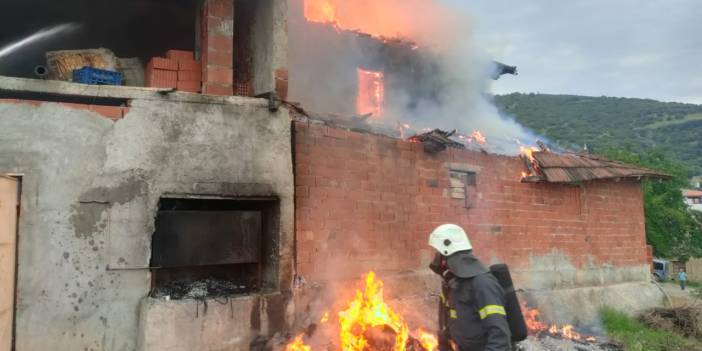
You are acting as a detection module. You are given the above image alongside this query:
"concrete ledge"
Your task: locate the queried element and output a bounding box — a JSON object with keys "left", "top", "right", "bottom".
{"left": 0, "top": 75, "right": 269, "bottom": 106}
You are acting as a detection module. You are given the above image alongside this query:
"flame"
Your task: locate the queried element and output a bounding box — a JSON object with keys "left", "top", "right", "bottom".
{"left": 339, "top": 272, "right": 409, "bottom": 351}
{"left": 520, "top": 146, "right": 539, "bottom": 162}
{"left": 285, "top": 272, "right": 436, "bottom": 351}
{"left": 304, "top": 0, "right": 338, "bottom": 25}
{"left": 519, "top": 146, "right": 540, "bottom": 179}
{"left": 357, "top": 69, "right": 385, "bottom": 118}
{"left": 416, "top": 329, "right": 438, "bottom": 351}
{"left": 302, "top": 0, "right": 432, "bottom": 40}
{"left": 287, "top": 334, "right": 312, "bottom": 351}
{"left": 471, "top": 130, "right": 486, "bottom": 144}
{"left": 520, "top": 302, "right": 596, "bottom": 342}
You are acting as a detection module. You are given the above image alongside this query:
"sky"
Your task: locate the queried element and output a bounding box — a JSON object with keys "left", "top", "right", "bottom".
{"left": 452, "top": 1, "right": 702, "bottom": 104}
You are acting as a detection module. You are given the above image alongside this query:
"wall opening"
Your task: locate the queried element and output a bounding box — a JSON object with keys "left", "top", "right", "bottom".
{"left": 149, "top": 196, "right": 280, "bottom": 300}
{"left": 449, "top": 170, "right": 477, "bottom": 208}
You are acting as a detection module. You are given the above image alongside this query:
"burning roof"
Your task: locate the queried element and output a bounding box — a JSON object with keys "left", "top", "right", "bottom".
{"left": 523, "top": 152, "right": 671, "bottom": 184}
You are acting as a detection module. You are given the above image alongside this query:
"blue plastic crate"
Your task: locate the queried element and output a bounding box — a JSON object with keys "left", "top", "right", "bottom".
{"left": 72, "top": 66, "right": 123, "bottom": 86}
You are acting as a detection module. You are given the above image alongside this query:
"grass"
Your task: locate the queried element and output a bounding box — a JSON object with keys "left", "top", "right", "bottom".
{"left": 601, "top": 307, "right": 702, "bottom": 351}
{"left": 662, "top": 280, "right": 702, "bottom": 289}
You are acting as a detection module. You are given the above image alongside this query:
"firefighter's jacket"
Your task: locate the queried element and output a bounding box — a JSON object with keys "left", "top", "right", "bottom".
{"left": 440, "top": 252, "right": 511, "bottom": 351}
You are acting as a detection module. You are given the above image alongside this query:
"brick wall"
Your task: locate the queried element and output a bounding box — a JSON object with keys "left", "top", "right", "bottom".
{"left": 294, "top": 122, "right": 648, "bottom": 285}
{"left": 200, "top": 0, "right": 234, "bottom": 95}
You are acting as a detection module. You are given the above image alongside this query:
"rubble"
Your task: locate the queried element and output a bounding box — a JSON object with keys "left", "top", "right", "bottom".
{"left": 516, "top": 336, "right": 623, "bottom": 351}
{"left": 150, "top": 278, "right": 256, "bottom": 300}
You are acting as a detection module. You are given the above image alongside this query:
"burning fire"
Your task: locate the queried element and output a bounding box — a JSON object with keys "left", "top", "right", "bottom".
{"left": 520, "top": 302, "right": 596, "bottom": 342}
{"left": 357, "top": 69, "right": 385, "bottom": 118}
{"left": 304, "top": 0, "right": 338, "bottom": 26}
{"left": 519, "top": 146, "right": 540, "bottom": 179}
{"left": 302, "top": 0, "right": 434, "bottom": 40}
{"left": 287, "top": 334, "right": 312, "bottom": 351}
{"left": 286, "top": 272, "right": 437, "bottom": 351}
{"left": 471, "top": 130, "right": 486, "bottom": 144}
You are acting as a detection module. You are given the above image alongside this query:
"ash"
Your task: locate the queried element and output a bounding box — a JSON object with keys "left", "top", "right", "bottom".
{"left": 150, "top": 278, "right": 256, "bottom": 300}
{"left": 516, "top": 336, "right": 623, "bottom": 351}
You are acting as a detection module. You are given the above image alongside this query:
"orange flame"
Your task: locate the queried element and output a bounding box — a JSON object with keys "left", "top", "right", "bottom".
{"left": 287, "top": 334, "right": 311, "bottom": 351}
{"left": 357, "top": 69, "right": 384, "bottom": 118}
{"left": 520, "top": 302, "right": 595, "bottom": 342}
{"left": 519, "top": 146, "right": 540, "bottom": 179}
{"left": 302, "top": 0, "right": 433, "bottom": 40}
{"left": 472, "top": 130, "right": 486, "bottom": 144}
{"left": 285, "top": 272, "right": 437, "bottom": 351}
{"left": 416, "top": 329, "right": 438, "bottom": 351}
{"left": 339, "top": 272, "right": 409, "bottom": 351}
{"left": 304, "top": 0, "right": 338, "bottom": 25}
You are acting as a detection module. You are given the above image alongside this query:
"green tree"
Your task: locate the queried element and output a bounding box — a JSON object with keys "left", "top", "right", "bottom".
{"left": 603, "top": 148, "right": 702, "bottom": 259}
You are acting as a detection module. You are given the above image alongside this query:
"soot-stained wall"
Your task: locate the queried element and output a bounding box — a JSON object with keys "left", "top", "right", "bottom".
{"left": 0, "top": 94, "right": 294, "bottom": 351}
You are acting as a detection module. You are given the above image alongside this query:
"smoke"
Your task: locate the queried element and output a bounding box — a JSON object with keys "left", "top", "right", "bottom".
{"left": 289, "top": 0, "right": 542, "bottom": 155}
{"left": 0, "top": 23, "right": 80, "bottom": 60}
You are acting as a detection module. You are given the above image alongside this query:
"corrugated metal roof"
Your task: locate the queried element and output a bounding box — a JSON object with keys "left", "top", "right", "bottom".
{"left": 527, "top": 152, "right": 670, "bottom": 183}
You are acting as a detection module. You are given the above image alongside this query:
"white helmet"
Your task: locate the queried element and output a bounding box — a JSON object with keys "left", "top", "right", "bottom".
{"left": 428, "top": 224, "right": 472, "bottom": 256}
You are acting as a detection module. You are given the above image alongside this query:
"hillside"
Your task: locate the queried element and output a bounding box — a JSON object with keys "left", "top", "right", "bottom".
{"left": 494, "top": 93, "right": 702, "bottom": 175}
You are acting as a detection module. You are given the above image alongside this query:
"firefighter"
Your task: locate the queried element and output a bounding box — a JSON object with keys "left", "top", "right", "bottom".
{"left": 428, "top": 224, "right": 511, "bottom": 351}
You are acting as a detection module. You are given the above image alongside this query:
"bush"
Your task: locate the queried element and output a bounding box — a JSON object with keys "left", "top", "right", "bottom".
{"left": 601, "top": 307, "right": 702, "bottom": 351}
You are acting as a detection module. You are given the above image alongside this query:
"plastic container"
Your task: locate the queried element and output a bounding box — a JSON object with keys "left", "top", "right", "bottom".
{"left": 72, "top": 66, "right": 123, "bottom": 85}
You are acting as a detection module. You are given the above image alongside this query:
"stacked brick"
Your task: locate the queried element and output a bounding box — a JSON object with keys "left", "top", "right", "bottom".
{"left": 294, "top": 122, "right": 650, "bottom": 283}
{"left": 200, "top": 0, "right": 234, "bottom": 96}
{"left": 145, "top": 50, "right": 202, "bottom": 93}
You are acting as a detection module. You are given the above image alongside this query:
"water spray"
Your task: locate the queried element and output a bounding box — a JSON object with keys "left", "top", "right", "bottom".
{"left": 0, "top": 23, "right": 80, "bottom": 60}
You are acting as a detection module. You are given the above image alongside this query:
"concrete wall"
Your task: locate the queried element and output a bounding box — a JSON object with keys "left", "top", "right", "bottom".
{"left": 251, "top": 0, "right": 288, "bottom": 96}
{"left": 293, "top": 121, "right": 662, "bottom": 324}
{"left": 0, "top": 95, "right": 294, "bottom": 351}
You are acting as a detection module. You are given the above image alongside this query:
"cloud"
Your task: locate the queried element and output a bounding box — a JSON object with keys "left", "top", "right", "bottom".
{"left": 454, "top": 0, "right": 702, "bottom": 104}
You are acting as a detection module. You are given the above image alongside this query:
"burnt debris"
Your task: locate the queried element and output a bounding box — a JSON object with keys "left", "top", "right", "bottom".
{"left": 408, "top": 129, "right": 465, "bottom": 154}
{"left": 150, "top": 278, "right": 258, "bottom": 300}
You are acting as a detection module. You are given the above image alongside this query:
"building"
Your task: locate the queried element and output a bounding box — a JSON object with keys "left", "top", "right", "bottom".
{"left": 683, "top": 189, "right": 702, "bottom": 211}
{"left": 690, "top": 175, "right": 702, "bottom": 190}
{"left": 0, "top": 1, "right": 669, "bottom": 350}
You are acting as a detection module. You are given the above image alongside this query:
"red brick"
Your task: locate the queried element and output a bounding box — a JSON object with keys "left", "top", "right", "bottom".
{"left": 178, "top": 59, "right": 202, "bottom": 71}
{"left": 178, "top": 70, "right": 202, "bottom": 82}
{"left": 88, "top": 105, "right": 125, "bottom": 120}
{"left": 146, "top": 57, "right": 178, "bottom": 71}
{"left": 145, "top": 68, "right": 177, "bottom": 88}
{"left": 165, "top": 50, "right": 194, "bottom": 62}
{"left": 202, "top": 83, "right": 233, "bottom": 96}
{"left": 203, "top": 50, "right": 232, "bottom": 67}
{"left": 205, "top": 0, "right": 233, "bottom": 18}
{"left": 206, "top": 34, "right": 233, "bottom": 52}
{"left": 176, "top": 81, "right": 201, "bottom": 93}
{"left": 204, "top": 66, "right": 233, "bottom": 84}
{"left": 0, "top": 99, "right": 42, "bottom": 106}
{"left": 234, "top": 82, "right": 252, "bottom": 97}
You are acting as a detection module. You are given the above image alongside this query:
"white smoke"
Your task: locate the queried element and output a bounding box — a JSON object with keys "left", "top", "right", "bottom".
{"left": 288, "top": 0, "right": 542, "bottom": 155}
